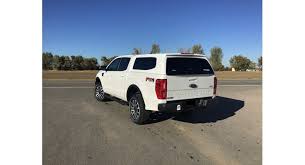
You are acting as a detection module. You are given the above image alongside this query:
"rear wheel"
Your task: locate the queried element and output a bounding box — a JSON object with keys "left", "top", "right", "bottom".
{"left": 95, "top": 82, "right": 107, "bottom": 101}
{"left": 129, "top": 93, "right": 150, "bottom": 124}
{"left": 202, "top": 100, "right": 208, "bottom": 109}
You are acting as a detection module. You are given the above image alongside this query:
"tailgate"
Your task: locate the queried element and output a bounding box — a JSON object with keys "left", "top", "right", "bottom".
{"left": 167, "top": 75, "right": 214, "bottom": 101}
{"left": 165, "top": 56, "right": 215, "bottom": 101}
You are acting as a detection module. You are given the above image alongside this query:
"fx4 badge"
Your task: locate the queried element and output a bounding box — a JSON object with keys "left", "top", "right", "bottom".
{"left": 145, "top": 77, "right": 154, "bottom": 82}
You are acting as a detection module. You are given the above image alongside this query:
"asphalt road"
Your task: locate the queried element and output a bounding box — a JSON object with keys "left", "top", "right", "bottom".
{"left": 43, "top": 80, "right": 262, "bottom": 165}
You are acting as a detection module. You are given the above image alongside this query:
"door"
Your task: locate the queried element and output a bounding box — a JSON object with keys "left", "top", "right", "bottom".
{"left": 103, "top": 58, "right": 121, "bottom": 95}
{"left": 116, "top": 57, "right": 131, "bottom": 99}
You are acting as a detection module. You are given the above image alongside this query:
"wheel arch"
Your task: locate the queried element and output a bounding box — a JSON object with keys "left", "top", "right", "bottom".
{"left": 126, "top": 84, "right": 143, "bottom": 102}
{"left": 95, "top": 77, "right": 101, "bottom": 85}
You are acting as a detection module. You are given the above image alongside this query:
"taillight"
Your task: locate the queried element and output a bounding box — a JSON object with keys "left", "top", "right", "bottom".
{"left": 155, "top": 79, "right": 167, "bottom": 99}
{"left": 213, "top": 77, "right": 217, "bottom": 95}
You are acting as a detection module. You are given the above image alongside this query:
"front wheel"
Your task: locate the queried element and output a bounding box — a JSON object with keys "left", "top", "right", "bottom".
{"left": 95, "top": 82, "right": 107, "bottom": 101}
{"left": 129, "top": 93, "right": 151, "bottom": 124}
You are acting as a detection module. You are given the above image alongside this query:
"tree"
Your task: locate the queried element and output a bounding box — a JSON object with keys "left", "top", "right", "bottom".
{"left": 249, "top": 62, "right": 257, "bottom": 70}
{"left": 57, "top": 56, "right": 65, "bottom": 70}
{"left": 209, "top": 47, "right": 224, "bottom": 71}
{"left": 42, "top": 52, "right": 47, "bottom": 70}
{"left": 70, "top": 56, "right": 77, "bottom": 70}
{"left": 191, "top": 44, "right": 204, "bottom": 54}
{"left": 42, "top": 52, "right": 53, "bottom": 70}
{"left": 62, "top": 56, "right": 71, "bottom": 70}
{"left": 80, "top": 58, "right": 89, "bottom": 70}
{"left": 229, "top": 55, "right": 252, "bottom": 71}
{"left": 258, "top": 56, "right": 262, "bottom": 70}
{"left": 43, "top": 53, "right": 100, "bottom": 70}
{"left": 224, "top": 66, "right": 231, "bottom": 71}
{"left": 101, "top": 56, "right": 111, "bottom": 66}
{"left": 150, "top": 43, "right": 160, "bottom": 54}
{"left": 101, "top": 56, "right": 117, "bottom": 66}
{"left": 74, "top": 56, "right": 84, "bottom": 70}
{"left": 132, "top": 48, "right": 142, "bottom": 55}
{"left": 89, "top": 58, "right": 98, "bottom": 70}
{"left": 109, "top": 56, "right": 117, "bottom": 63}
{"left": 78, "top": 57, "right": 97, "bottom": 70}
{"left": 52, "top": 55, "right": 60, "bottom": 70}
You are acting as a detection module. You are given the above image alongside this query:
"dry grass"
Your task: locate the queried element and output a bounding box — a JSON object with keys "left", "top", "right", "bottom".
{"left": 43, "top": 70, "right": 98, "bottom": 80}
{"left": 215, "top": 71, "right": 262, "bottom": 80}
{"left": 43, "top": 70, "right": 262, "bottom": 80}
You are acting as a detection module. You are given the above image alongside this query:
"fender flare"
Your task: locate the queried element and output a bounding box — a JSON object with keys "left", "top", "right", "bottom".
{"left": 126, "top": 84, "right": 143, "bottom": 102}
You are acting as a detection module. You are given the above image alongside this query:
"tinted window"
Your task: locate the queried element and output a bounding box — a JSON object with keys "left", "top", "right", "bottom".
{"left": 133, "top": 57, "right": 156, "bottom": 70}
{"left": 107, "top": 58, "right": 121, "bottom": 71}
{"left": 166, "top": 58, "right": 214, "bottom": 75}
{"left": 117, "top": 58, "right": 130, "bottom": 71}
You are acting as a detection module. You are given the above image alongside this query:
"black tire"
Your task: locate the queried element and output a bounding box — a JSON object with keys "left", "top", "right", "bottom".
{"left": 94, "top": 82, "right": 107, "bottom": 101}
{"left": 129, "top": 92, "right": 151, "bottom": 124}
{"left": 202, "top": 100, "right": 208, "bottom": 109}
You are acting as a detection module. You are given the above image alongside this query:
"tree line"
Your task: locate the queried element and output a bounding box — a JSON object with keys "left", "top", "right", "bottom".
{"left": 43, "top": 43, "right": 262, "bottom": 71}
{"left": 42, "top": 52, "right": 98, "bottom": 70}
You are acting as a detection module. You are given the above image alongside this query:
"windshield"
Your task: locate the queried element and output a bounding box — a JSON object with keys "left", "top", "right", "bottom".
{"left": 166, "top": 57, "right": 214, "bottom": 75}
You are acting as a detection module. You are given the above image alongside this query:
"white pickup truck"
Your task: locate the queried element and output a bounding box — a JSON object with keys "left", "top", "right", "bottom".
{"left": 95, "top": 53, "right": 217, "bottom": 124}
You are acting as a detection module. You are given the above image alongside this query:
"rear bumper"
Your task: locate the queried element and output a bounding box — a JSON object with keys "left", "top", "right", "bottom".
{"left": 158, "top": 97, "right": 213, "bottom": 113}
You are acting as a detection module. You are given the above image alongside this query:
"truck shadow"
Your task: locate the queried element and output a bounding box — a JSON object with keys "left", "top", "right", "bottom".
{"left": 148, "top": 96, "right": 244, "bottom": 124}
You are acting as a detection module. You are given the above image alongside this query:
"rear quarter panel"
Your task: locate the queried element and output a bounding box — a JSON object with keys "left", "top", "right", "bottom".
{"left": 125, "top": 56, "right": 167, "bottom": 111}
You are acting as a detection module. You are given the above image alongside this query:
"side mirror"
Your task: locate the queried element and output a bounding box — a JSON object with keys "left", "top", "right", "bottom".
{"left": 99, "top": 66, "right": 107, "bottom": 71}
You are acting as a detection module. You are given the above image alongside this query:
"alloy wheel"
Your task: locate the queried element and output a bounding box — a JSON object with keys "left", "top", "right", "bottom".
{"left": 95, "top": 84, "right": 104, "bottom": 99}
{"left": 130, "top": 99, "right": 140, "bottom": 120}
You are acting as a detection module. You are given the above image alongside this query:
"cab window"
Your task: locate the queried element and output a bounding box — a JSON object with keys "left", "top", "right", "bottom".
{"left": 107, "top": 58, "right": 121, "bottom": 71}
{"left": 117, "top": 58, "right": 131, "bottom": 71}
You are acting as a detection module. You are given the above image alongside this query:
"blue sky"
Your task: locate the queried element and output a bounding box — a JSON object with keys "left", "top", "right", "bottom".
{"left": 43, "top": 0, "right": 261, "bottom": 66}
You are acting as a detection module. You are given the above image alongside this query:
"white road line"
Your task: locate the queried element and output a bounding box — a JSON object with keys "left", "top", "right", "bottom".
{"left": 43, "top": 85, "right": 261, "bottom": 89}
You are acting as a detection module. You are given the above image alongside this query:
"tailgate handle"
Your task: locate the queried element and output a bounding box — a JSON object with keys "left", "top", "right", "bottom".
{"left": 189, "top": 84, "right": 198, "bottom": 88}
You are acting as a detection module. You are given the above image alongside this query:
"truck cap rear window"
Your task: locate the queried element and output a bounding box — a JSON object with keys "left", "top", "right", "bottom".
{"left": 166, "top": 58, "right": 214, "bottom": 75}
